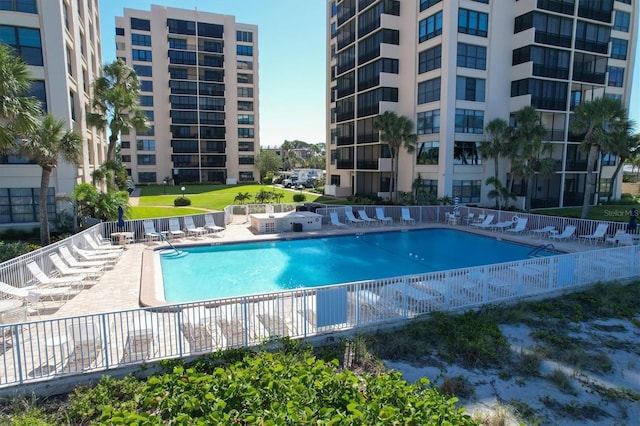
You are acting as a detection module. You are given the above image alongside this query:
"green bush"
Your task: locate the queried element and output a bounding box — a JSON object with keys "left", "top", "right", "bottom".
{"left": 293, "top": 193, "right": 306, "bottom": 202}
{"left": 0, "top": 241, "right": 32, "bottom": 262}
{"left": 102, "top": 349, "right": 476, "bottom": 424}
{"left": 174, "top": 197, "right": 192, "bottom": 206}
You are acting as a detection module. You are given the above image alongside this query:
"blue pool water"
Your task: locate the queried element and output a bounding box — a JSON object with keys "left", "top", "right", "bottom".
{"left": 160, "top": 228, "right": 551, "bottom": 303}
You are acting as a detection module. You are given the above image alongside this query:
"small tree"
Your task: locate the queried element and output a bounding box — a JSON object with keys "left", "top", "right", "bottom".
{"left": 21, "top": 114, "right": 82, "bottom": 245}
{"left": 256, "top": 150, "right": 282, "bottom": 183}
{"left": 485, "top": 176, "right": 515, "bottom": 210}
{"left": 234, "top": 192, "right": 251, "bottom": 205}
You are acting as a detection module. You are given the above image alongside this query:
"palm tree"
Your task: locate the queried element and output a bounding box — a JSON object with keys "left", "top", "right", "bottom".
{"left": 485, "top": 176, "right": 515, "bottom": 210}
{"left": 511, "top": 106, "right": 555, "bottom": 213}
{"left": 571, "top": 98, "right": 629, "bottom": 218}
{"left": 374, "top": 111, "right": 418, "bottom": 203}
{"left": 234, "top": 192, "right": 251, "bottom": 205}
{"left": 478, "top": 118, "right": 511, "bottom": 208}
{"left": 606, "top": 125, "right": 638, "bottom": 199}
{"left": 0, "top": 44, "right": 41, "bottom": 150}
{"left": 87, "top": 59, "right": 148, "bottom": 162}
{"left": 21, "top": 114, "right": 82, "bottom": 245}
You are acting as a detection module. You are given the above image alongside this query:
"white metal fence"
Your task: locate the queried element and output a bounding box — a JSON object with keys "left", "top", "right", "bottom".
{"left": 0, "top": 207, "right": 637, "bottom": 389}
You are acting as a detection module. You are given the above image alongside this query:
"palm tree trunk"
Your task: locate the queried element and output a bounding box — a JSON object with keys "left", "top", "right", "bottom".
{"left": 393, "top": 155, "right": 400, "bottom": 203}
{"left": 608, "top": 157, "right": 625, "bottom": 199}
{"left": 39, "top": 168, "right": 52, "bottom": 246}
{"left": 581, "top": 144, "right": 599, "bottom": 219}
{"left": 526, "top": 176, "right": 535, "bottom": 213}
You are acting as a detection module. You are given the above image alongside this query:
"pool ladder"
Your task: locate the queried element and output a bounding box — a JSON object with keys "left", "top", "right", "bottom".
{"left": 528, "top": 243, "right": 556, "bottom": 257}
{"left": 158, "top": 233, "right": 181, "bottom": 255}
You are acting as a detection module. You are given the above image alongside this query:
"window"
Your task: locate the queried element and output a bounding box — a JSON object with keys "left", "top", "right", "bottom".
{"left": 457, "top": 43, "right": 486, "bottom": 70}
{"left": 458, "top": 9, "right": 488, "bottom": 37}
{"left": 121, "top": 155, "right": 131, "bottom": 163}
{"left": 130, "top": 17, "right": 150, "bottom": 31}
{"left": 456, "top": 76, "right": 485, "bottom": 102}
{"left": 238, "top": 114, "right": 254, "bottom": 125}
{"left": 237, "top": 87, "right": 253, "bottom": 98}
{"left": 417, "top": 109, "right": 440, "bottom": 134}
{"left": 238, "top": 141, "right": 254, "bottom": 151}
{"left": 138, "top": 172, "right": 156, "bottom": 183}
{"left": 419, "top": 11, "right": 442, "bottom": 42}
{"left": 607, "top": 66, "right": 624, "bottom": 87}
{"left": 455, "top": 109, "right": 484, "bottom": 133}
{"left": 136, "top": 139, "right": 155, "bottom": 151}
{"left": 237, "top": 45, "right": 253, "bottom": 56}
{"left": 138, "top": 125, "right": 154, "bottom": 136}
{"left": 115, "top": 27, "right": 124, "bottom": 36}
{"left": 454, "top": 142, "right": 482, "bottom": 165}
{"left": 237, "top": 60, "right": 253, "bottom": 70}
{"left": 453, "top": 179, "right": 481, "bottom": 202}
{"left": 418, "top": 44, "right": 441, "bottom": 73}
{"left": 69, "top": 91, "right": 76, "bottom": 121}
{"left": 416, "top": 142, "right": 439, "bottom": 165}
{"left": 419, "top": 0, "right": 441, "bottom": 12}
{"left": 417, "top": 77, "right": 441, "bottom": 104}
{"left": 0, "top": 187, "right": 55, "bottom": 224}
{"left": 238, "top": 73, "right": 253, "bottom": 84}
{"left": 198, "top": 22, "right": 223, "bottom": 38}
{"left": 169, "top": 50, "right": 196, "bottom": 65}
{"left": 613, "top": 11, "right": 630, "bottom": 32}
{"left": 66, "top": 45, "right": 73, "bottom": 75}
{"left": 239, "top": 172, "right": 254, "bottom": 182}
{"left": 238, "top": 128, "right": 254, "bottom": 138}
{"left": 611, "top": 38, "right": 628, "bottom": 60}
{"left": 132, "top": 49, "right": 152, "bottom": 62}
{"left": 27, "top": 80, "right": 46, "bottom": 113}
{"left": 133, "top": 64, "right": 152, "bottom": 77}
{"left": 0, "top": 0, "right": 37, "bottom": 13}
{"left": 142, "top": 110, "right": 154, "bottom": 121}
{"left": 140, "top": 80, "right": 153, "bottom": 92}
{"left": 137, "top": 154, "right": 156, "bottom": 165}
{"left": 167, "top": 18, "right": 195, "bottom": 35}
{"left": 139, "top": 95, "right": 153, "bottom": 107}
{"left": 239, "top": 156, "right": 255, "bottom": 165}
{"left": 330, "top": 175, "right": 340, "bottom": 186}
{"left": 575, "top": 21, "right": 610, "bottom": 53}
{"left": 0, "top": 25, "right": 43, "bottom": 65}
{"left": 236, "top": 31, "right": 253, "bottom": 42}
{"left": 131, "top": 33, "right": 151, "bottom": 46}
{"left": 238, "top": 101, "right": 253, "bottom": 111}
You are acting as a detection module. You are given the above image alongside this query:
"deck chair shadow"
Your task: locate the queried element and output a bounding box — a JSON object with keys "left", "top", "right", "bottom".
{"left": 64, "top": 320, "right": 104, "bottom": 372}
{"left": 120, "top": 327, "right": 157, "bottom": 364}
{"left": 329, "top": 212, "right": 347, "bottom": 228}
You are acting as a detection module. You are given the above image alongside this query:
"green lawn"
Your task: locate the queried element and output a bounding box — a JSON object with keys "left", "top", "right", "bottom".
{"left": 534, "top": 204, "right": 638, "bottom": 222}
{"left": 128, "top": 206, "right": 207, "bottom": 219}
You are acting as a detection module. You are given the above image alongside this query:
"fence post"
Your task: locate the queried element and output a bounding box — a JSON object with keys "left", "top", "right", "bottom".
{"left": 243, "top": 297, "right": 249, "bottom": 348}
{"left": 100, "top": 313, "right": 110, "bottom": 370}
{"left": 12, "top": 324, "right": 24, "bottom": 385}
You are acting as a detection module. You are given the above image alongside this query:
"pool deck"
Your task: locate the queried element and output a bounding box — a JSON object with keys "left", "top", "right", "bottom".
{"left": 36, "top": 219, "right": 600, "bottom": 322}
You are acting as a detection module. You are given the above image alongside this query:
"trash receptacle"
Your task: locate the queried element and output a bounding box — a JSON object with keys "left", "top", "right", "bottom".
{"left": 292, "top": 223, "right": 303, "bottom": 232}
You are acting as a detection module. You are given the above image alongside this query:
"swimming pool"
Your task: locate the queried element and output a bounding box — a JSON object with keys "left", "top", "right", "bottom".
{"left": 159, "top": 228, "right": 553, "bottom": 303}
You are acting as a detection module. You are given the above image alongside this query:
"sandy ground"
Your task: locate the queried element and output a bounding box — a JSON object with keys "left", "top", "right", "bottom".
{"left": 386, "top": 316, "right": 640, "bottom": 425}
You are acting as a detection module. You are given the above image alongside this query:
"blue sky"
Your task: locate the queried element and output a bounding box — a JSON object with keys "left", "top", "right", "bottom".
{"left": 99, "top": 1, "right": 639, "bottom": 148}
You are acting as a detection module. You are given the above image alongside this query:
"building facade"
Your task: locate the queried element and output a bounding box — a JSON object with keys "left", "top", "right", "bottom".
{"left": 115, "top": 5, "right": 259, "bottom": 185}
{"left": 0, "top": 0, "right": 106, "bottom": 228}
{"left": 325, "top": 0, "right": 637, "bottom": 208}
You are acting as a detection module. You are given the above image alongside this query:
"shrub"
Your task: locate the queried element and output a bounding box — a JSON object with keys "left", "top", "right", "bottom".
{"left": 174, "top": 197, "right": 192, "bottom": 206}
{"left": 293, "top": 193, "right": 306, "bottom": 202}
{"left": 0, "top": 241, "right": 32, "bottom": 262}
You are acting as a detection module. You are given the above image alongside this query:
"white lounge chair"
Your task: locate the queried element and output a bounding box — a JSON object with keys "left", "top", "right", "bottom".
{"left": 27, "top": 261, "right": 87, "bottom": 287}
{"left": 329, "top": 212, "right": 347, "bottom": 228}
{"left": 578, "top": 223, "right": 609, "bottom": 245}
{"left": 184, "top": 216, "right": 206, "bottom": 238}
{"left": 0, "top": 281, "right": 72, "bottom": 310}
{"left": 49, "top": 253, "right": 103, "bottom": 279}
{"left": 470, "top": 214, "right": 495, "bottom": 228}
{"left": 143, "top": 220, "right": 163, "bottom": 242}
{"left": 72, "top": 245, "right": 120, "bottom": 263}
{"left": 375, "top": 207, "right": 393, "bottom": 225}
{"left": 357, "top": 210, "right": 378, "bottom": 226}
{"left": 465, "top": 212, "right": 475, "bottom": 225}
{"left": 507, "top": 217, "right": 528, "bottom": 234}
{"left": 59, "top": 246, "right": 109, "bottom": 269}
{"left": 530, "top": 225, "right": 556, "bottom": 238}
{"left": 345, "top": 209, "right": 365, "bottom": 226}
{"left": 83, "top": 234, "right": 123, "bottom": 253}
{"left": 605, "top": 229, "right": 626, "bottom": 245}
{"left": 204, "top": 214, "right": 225, "bottom": 235}
{"left": 550, "top": 225, "right": 576, "bottom": 241}
{"left": 401, "top": 208, "right": 416, "bottom": 225}
{"left": 167, "top": 218, "right": 185, "bottom": 240}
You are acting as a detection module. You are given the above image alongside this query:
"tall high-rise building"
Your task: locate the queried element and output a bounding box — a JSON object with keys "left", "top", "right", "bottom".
{"left": 0, "top": 0, "right": 106, "bottom": 228}
{"left": 326, "top": 0, "right": 637, "bottom": 208}
{"left": 115, "top": 5, "right": 259, "bottom": 185}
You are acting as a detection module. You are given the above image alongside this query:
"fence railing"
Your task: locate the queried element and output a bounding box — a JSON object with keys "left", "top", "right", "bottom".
{"left": 0, "top": 206, "right": 638, "bottom": 389}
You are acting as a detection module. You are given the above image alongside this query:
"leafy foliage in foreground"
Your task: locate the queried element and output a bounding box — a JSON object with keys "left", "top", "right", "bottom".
{"left": 101, "top": 348, "right": 475, "bottom": 425}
